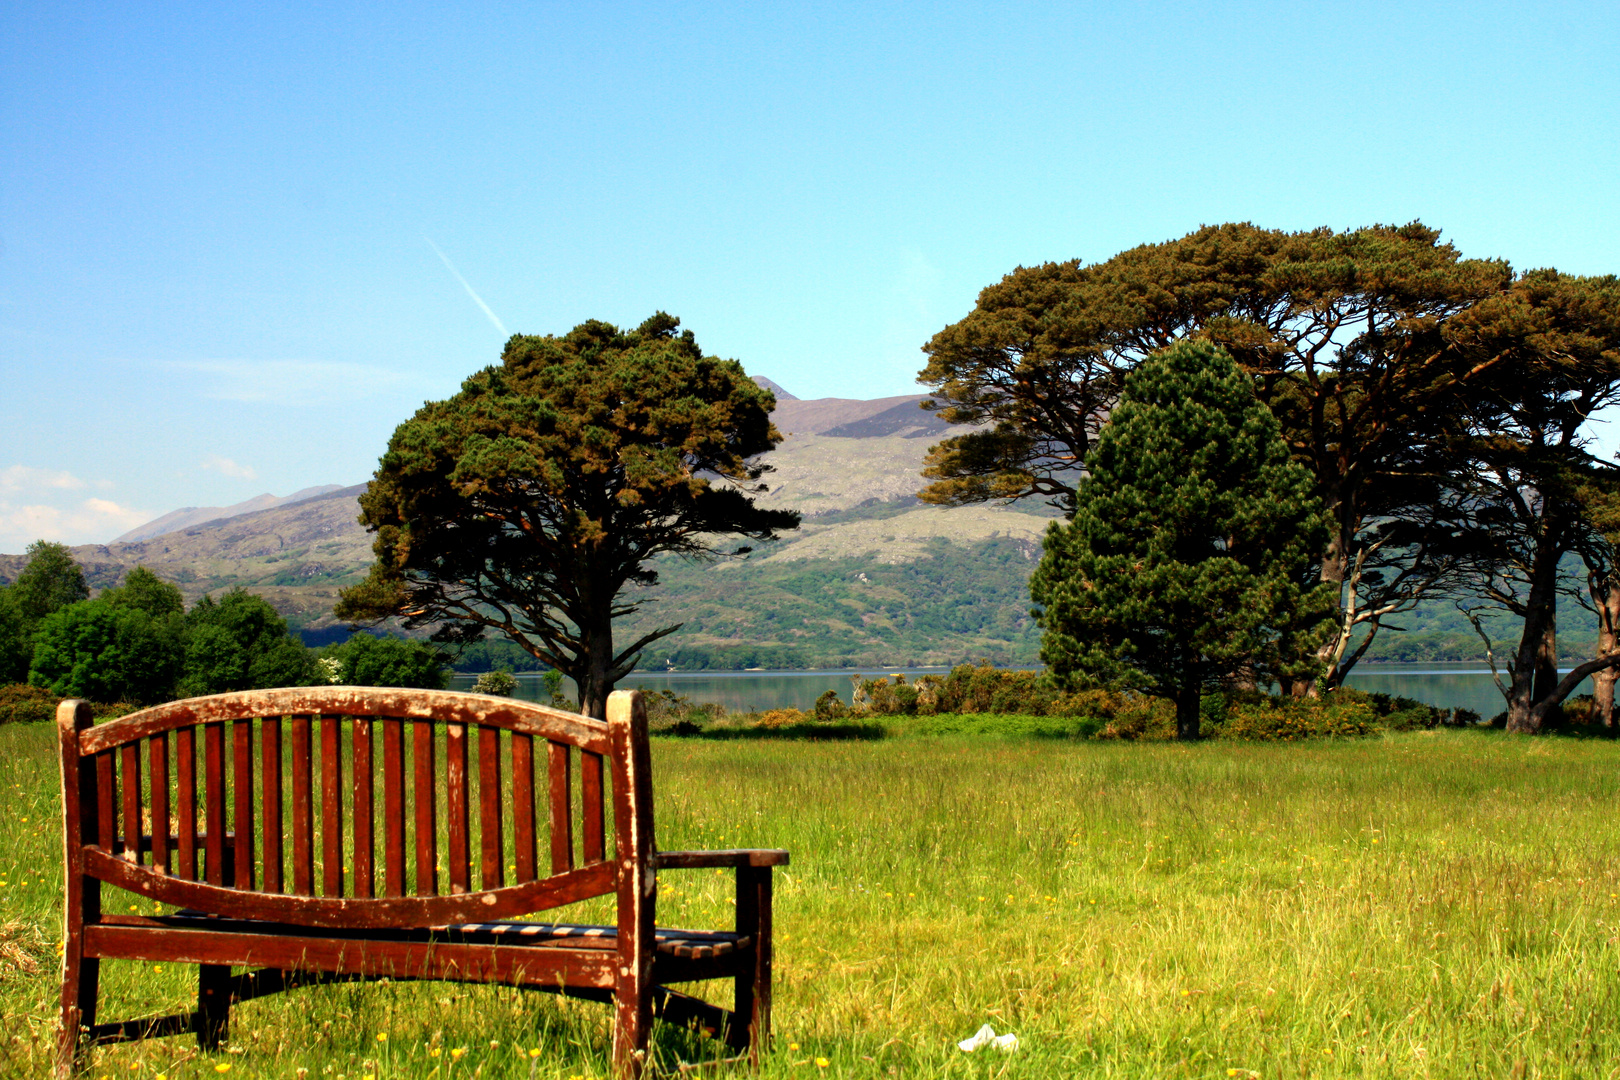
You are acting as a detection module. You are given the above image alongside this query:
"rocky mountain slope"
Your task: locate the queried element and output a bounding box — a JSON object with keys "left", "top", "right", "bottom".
{"left": 2, "top": 391, "right": 1056, "bottom": 667}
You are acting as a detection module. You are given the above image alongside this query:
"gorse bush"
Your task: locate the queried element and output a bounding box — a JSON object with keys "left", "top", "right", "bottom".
{"left": 0, "top": 684, "right": 136, "bottom": 724}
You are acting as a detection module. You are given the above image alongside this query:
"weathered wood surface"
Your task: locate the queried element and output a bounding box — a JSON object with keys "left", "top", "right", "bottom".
{"left": 56, "top": 687, "right": 785, "bottom": 1080}
{"left": 80, "top": 687, "right": 610, "bottom": 756}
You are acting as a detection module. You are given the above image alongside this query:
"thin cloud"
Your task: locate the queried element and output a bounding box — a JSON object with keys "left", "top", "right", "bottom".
{"left": 167, "top": 359, "right": 424, "bottom": 404}
{"left": 0, "top": 465, "right": 87, "bottom": 493}
{"left": 0, "top": 497, "right": 150, "bottom": 550}
{"left": 201, "top": 454, "right": 257, "bottom": 480}
{"left": 425, "top": 238, "right": 508, "bottom": 337}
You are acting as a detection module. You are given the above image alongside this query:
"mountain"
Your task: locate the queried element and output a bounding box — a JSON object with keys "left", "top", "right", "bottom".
{"left": 0, "top": 484, "right": 375, "bottom": 629}
{"left": 751, "top": 375, "right": 798, "bottom": 401}
{"left": 114, "top": 485, "right": 347, "bottom": 542}
{"left": 0, "top": 388, "right": 1060, "bottom": 667}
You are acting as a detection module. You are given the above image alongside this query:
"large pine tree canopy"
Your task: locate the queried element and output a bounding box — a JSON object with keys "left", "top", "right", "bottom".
{"left": 336, "top": 312, "right": 800, "bottom": 718}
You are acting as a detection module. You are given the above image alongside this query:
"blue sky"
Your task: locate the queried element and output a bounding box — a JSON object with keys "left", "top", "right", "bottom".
{"left": 3, "top": 1, "right": 1617, "bottom": 549}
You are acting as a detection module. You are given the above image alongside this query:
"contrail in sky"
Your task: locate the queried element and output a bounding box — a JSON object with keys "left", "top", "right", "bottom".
{"left": 424, "top": 238, "right": 508, "bottom": 337}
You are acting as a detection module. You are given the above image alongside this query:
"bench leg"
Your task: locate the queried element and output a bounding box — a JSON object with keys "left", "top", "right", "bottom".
{"left": 197, "top": 964, "right": 231, "bottom": 1050}
{"left": 57, "top": 950, "right": 99, "bottom": 1078}
{"left": 732, "top": 866, "right": 774, "bottom": 1061}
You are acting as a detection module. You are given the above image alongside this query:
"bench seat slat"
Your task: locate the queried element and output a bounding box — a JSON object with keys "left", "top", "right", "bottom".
{"left": 99, "top": 914, "right": 751, "bottom": 959}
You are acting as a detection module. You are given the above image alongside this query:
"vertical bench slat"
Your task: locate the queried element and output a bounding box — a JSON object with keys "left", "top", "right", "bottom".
{"left": 291, "top": 716, "right": 314, "bottom": 895}
{"left": 548, "top": 740, "right": 574, "bottom": 874}
{"left": 232, "top": 721, "right": 255, "bottom": 890}
{"left": 261, "top": 719, "right": 282, "bottom": 893}
{"left": 512, "top": 734, "right": 536, "bottom": 884}
{"left": 176, "top": 727, "right": 197, "bottom": 880}
{"left": 203, "top": 723, "right": 225, "bottom": 886}
{"left": 352, "top": 719, "right": 374, "bottom": 899}
{"left": 582, "top": 751, "right": 605, "bottom": 864}
{"left": 445, "top": 723, "right": 470, "bottom": 894}
{"left": 477, "top": 725, "right": 503, "bottom": 890}
{"left": 120, "top": 743, "right": 143, "bottom": 864}
{"left": 150, "top": 732, "right": 170, "bottom": 875}
{"left": 382, "top": 718, "right": 405, "bottom": 898}
{"left": 321, "top": 716, "right": 344, "bottom": 898}
{"left": 95, "top": 753, "right": 116, "bottom": 858}
{"left": 413, "top": 720, "right": 437, "bottom": 896}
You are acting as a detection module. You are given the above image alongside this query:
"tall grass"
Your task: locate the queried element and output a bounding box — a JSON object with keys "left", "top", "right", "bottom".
{"left": 2, "top": 722, "right": 1618, "bottom": 1077}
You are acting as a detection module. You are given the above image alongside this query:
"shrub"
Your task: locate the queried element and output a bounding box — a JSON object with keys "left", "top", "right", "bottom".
{"left": 813, "top": 689, "right": 846, "bottom": 720}
{"left": 755, "top": 708, "right": 809, "bottom": 728}
{"left": 1093, "top": 699, "right": 1178, "bottom": 740}
{"left": 1219, "top": 696, "right": 1381, "bottom": 740}
{"left": 0, "top": 683, "right": 56, "bottom": 724}
{"left": 644, "top": 689, "right": 722, "bottom": 730}
{"left": 0, "top": 684, "right": 137, "bottom": 724}
{"left": 471, "top": 669, "right": 518, "bottom": 696}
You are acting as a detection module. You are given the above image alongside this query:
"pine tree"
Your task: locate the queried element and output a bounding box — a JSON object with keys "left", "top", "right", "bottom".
{"left": 336, "top": 313, "right": 799, "bottom": 719}
{"left": 1031, "top": 340, "right": 1334, "bottom": 739}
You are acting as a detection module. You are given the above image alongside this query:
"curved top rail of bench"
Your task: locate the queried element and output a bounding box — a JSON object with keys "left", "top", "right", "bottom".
{"left": 74, "top": 686, "right": 609, "bottom": 757}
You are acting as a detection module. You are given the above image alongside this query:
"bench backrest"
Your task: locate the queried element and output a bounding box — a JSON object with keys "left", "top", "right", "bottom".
{"left": 58, "top": 687, "right": 653, "bottom": 930}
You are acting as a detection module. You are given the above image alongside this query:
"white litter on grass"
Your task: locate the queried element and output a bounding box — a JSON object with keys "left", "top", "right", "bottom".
{"left": 957, "top": 1024, "right": 1019, "bottom": 1052}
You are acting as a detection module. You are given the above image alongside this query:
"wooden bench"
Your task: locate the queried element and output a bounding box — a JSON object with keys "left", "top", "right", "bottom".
{"left": 57, "top": 687, "right": 786, "bottom": 1078}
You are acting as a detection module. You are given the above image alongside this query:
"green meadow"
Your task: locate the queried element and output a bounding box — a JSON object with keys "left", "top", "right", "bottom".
{"left": 3, "top": 721, "right": 1618, "bottom": 1078}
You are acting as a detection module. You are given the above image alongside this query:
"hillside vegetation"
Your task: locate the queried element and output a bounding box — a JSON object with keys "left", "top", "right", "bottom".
{"left": 0, "top": 391, "right": 1582, "bottom": 671}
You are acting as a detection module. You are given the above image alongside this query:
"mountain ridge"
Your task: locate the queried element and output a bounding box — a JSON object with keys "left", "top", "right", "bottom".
{"left": 114, "top": 484, "right": 349, "bottom": 542}
{"left": 0, "top": 393, "right": 1058, "bottom": 666}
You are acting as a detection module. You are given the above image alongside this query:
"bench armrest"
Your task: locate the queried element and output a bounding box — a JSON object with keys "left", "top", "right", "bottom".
{"left": 653, "top": 849, "right": 790, "bottom": 870}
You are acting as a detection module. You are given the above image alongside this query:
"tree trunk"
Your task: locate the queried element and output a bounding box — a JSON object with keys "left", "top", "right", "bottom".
{"left": 1532, "top": 605, "right": 1558, "bottom": 706}
{"left": 1175, "top": 682, "right": 1201, "bottom": 741}
{"left": 1505, "top": 547, "right": 1561, "bottom": 734}
{"left": 1308, "top": 500, "right": 1353, "bottom": 698}
{"left": 1590, "top": 570, "right": 1620, "bottom": 728}
{"left": 578, "top": 609, "right": 617, "bottom": 721}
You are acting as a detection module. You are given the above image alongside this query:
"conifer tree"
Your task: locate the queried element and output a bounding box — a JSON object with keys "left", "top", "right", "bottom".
{"left": 336, "top": 313, "right": 799, "bottom": 719}
{"left": 1031, "top": 340, "right": 1334, "bottom": 739}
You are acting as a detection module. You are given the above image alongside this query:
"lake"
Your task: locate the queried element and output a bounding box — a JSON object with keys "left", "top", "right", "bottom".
{"left": 449, "top": 662, "right": 1578, "bottom": 720}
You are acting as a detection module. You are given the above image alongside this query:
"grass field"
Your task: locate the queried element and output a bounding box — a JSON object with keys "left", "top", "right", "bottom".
{"left": 2, "top": 721, "right": 1618, "bottom": 1078}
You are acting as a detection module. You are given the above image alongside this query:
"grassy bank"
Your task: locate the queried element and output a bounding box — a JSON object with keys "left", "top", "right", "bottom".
{"left": 2, "top": 723, "right": 1617, "bottom": 1077}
